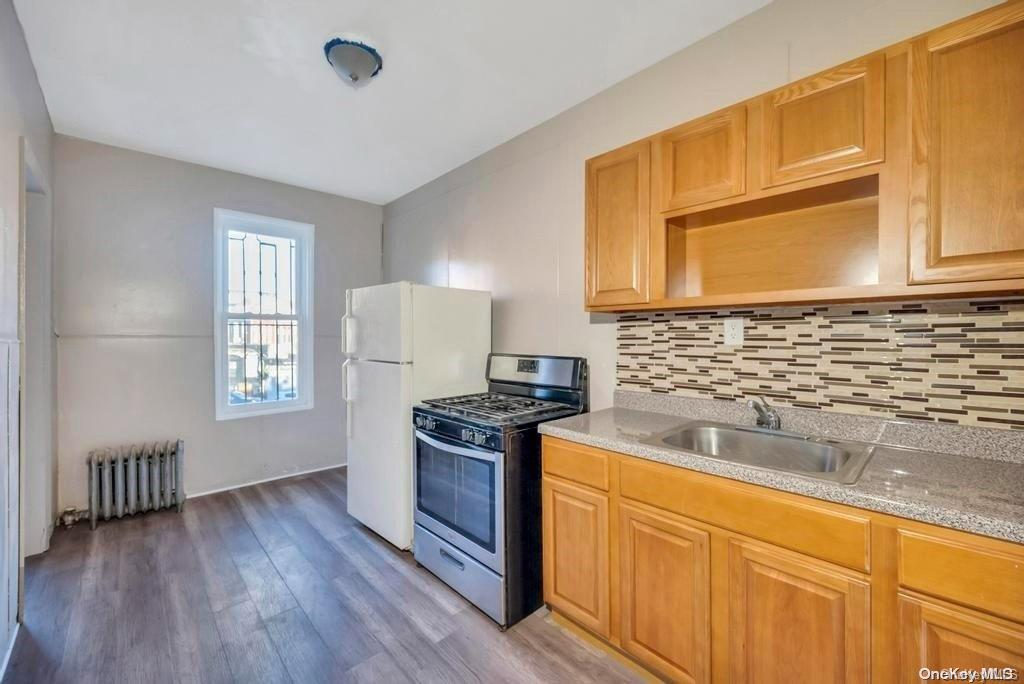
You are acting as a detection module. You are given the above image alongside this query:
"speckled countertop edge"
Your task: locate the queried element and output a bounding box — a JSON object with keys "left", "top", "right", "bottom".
{"left": 539, "top": 405, "right": 1024, "bottom": 545}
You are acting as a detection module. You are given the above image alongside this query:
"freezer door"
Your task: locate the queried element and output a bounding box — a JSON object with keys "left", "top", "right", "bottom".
{"left": 346, "top": 282, "right": 412, "bottom": 363}
{"left": 410, "top": 284, "right": 491, "bottom": 401}
{"left": 345, "top": 359, "right": 414, "bottom": 550}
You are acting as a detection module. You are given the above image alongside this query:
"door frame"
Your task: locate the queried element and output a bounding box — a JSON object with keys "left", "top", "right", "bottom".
{"left": 15, "top": 137, "right": 52, "bottom": 625}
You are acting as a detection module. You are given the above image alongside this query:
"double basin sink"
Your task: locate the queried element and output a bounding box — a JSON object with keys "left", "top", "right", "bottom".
{"left": 643, "top": 421, "right": 875, "bottom": 485}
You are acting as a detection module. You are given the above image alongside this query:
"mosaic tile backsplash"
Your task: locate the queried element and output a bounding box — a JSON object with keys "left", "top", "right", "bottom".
{"left": 617, "top": 299, "right": 1024, "bottom": 430}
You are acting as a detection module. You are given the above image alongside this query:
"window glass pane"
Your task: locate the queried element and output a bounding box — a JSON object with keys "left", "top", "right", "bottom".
{"left": 227, "top": 230, "right": 296, "bottom": 315}
{"left": 226, "top": 319, "right": 299, "bottom": 405}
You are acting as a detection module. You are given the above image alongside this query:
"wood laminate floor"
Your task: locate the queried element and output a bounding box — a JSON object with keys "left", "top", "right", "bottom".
{"left": 3, "top": 468, "right": 640, "bottom": 684}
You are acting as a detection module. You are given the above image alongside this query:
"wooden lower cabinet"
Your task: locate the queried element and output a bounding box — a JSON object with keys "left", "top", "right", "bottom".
{"left": 541, "top": 437, "right": 1024, "bottom": 683}
{"left": 899, "top": 593, "right": 1024, "bottom": 680}
{"left": 727, "top": 539, "right": 870, "bottom": 684}
{"left": 542, "top": 477, "right": 610, "bottom": 638}
{"left": 619, "top": 503, "right": 710, "bottom": 683}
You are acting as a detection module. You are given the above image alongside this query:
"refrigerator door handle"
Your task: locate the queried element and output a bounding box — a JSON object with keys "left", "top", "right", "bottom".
{"left": 342, "top": 288, "right": 354, "bottom": 356}
{"left": 341, "top": 313, "right": 351, "bottom": 355}
{"left": 342, "top": 359, "right": 353, "bottom": 437}
{"left": 342, "top": 313, "right": 354, "bottom": 356}
{"left": 341, "top": 359, "right": 352, "bottom": 401}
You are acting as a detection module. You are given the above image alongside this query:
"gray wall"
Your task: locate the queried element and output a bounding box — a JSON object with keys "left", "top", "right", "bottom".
{"left": 54, "top": 136, "right": 382, "bottom": 510}
{"left": 0, "top": 0, "right": 54, "bottom": 655}
{"left": 1, "top": 0, "right": 52, "bottom": 339}
{"left": 383, "top": 0, "right": 1000, "bottom": 410}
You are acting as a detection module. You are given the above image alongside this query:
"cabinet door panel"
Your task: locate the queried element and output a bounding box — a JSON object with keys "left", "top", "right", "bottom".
{"left": 899, "top": 593, "right": 1024, "bottom": 680}
{"left": 762, "top": 54, "right": 884, "bottom": 187}
{"left": 657, "top": 106, "right": 746, "bottom": 211}
{"left": 729, "top": 539, "right": 870, "bottom": 684}
{"left": 619, "top": 504, "right": 709, "bottom": 683}
{"left": 898, "top": 530, "right": 1024, "bottom": 624}
{"left": 585, "top": 141, "right": 651, "bottom": 307}
{"left": 908, "top": 4, "right": 1024, "bottom": 284}
{"left": 542, "top": 477, "right": 610, "bottom": 637}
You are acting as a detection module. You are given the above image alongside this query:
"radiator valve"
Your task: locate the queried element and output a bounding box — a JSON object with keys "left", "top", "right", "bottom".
{"left": 60, "top": 507, "right": 82, "bottom": 529}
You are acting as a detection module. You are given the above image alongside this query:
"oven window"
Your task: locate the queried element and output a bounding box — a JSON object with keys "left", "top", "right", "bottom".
{"left": 416, "top": 437, "right": 496, "bottom": 553}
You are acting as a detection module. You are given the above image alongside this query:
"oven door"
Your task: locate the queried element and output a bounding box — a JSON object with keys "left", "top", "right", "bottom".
{"left": 414, "top": 429, "right": 504, "bottom": 574}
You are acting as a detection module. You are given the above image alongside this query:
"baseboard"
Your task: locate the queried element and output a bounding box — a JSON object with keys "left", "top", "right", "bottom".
{"left": 0, "top": 623, "right": 20, "bottom": 680}
{"left": 548, "top": 610, "right": 663, "bottom": 683}
{"left": 22, "top": 522, "right": 53, "bottom": 559}
{"left": 191, "top": 462, "right": 347, "bottom": 498}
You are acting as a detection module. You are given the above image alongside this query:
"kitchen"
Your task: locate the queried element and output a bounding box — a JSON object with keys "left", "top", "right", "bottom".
{"left": 1, "top": 0, "right": 1022, "bottom": 682}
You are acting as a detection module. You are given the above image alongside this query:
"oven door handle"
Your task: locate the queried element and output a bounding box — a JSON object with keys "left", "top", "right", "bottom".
{"left": 414, "top": 430, "right": 499, "bottom": 463}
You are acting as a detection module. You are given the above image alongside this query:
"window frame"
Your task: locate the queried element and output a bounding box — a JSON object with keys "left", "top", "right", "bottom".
{"left": 213, "top": 208, "right": 315, "bottom": 421}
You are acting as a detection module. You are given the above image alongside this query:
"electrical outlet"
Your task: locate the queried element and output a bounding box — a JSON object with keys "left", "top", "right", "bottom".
{"left": 723, "top": 318, "right": 744, "bottom": 346}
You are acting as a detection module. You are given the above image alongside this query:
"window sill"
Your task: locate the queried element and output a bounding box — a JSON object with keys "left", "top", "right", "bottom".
{"left": 215, "top": 399, "right": 314, "bottom": 421}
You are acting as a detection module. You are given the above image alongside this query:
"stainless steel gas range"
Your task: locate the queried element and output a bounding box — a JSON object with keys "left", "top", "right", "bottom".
{"left": 412, "top": 353, "right": 588, "bottom": 629}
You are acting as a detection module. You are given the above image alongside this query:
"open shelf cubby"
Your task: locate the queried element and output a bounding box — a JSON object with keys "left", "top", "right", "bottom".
{"left": 665, "top": 175, "right": 881, "bottom": 299}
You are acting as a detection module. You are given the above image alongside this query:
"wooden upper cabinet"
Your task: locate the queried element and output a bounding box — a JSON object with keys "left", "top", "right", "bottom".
{"left": 899, "top": 593, "right": 1024, "bottom": 679}
{"left": 585, "top": 140, "right": 651, "bottom": 307}
{"left": 619, "top": 504, "right": 710, "bottom": 683}
{"left": 656, "top": 106, "right": 746, "bottom": 212}
{"left": 728, "top": 540, "right": 870, "bottom": 684}
{"left": 907, "top": 3, "right": 1024, "bottom": 284}
{"left": 542, "top": 477, "right": 611, "bottom": 638}
{"left": 761, "top": 54, "right": 885, "bottom": 188}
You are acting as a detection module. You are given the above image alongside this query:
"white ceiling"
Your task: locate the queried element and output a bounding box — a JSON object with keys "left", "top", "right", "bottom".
{"left": 17, "top": 0, "right": 769, "bottom": 204}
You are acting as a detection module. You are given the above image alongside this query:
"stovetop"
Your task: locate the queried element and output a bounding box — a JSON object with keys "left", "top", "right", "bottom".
{"left": 421, "top": 392, "right": 574, "bottom": 426}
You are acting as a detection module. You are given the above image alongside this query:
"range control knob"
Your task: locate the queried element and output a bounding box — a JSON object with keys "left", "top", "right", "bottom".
{"left": 461, "top": 429, "right": 488, "bottom": 446}
{"left": 415, "top": 415, "right": 437, "bottom": 431}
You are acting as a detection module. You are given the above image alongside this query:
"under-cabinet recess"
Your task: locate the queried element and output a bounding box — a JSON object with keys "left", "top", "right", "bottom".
{"left": 666, "top": 176, "right": 880, "bottom": 299}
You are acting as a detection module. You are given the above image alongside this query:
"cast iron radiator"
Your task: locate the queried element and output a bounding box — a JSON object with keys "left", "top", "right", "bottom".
{"left": 87, "top": 440, "right": 185, "bottom": 529}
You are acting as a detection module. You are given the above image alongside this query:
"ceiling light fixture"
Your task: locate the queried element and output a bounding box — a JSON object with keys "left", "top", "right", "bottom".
{"left": 323, "top": 37, "right": 383, "bottom": 88}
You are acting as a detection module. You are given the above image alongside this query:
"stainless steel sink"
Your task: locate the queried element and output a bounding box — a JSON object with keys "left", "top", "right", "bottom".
{"left": 643, "top": 421, "right": 874, "bottom": 484}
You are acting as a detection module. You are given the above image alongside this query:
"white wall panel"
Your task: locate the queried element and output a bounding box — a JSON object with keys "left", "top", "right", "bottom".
{"left": 4, "top": 344, "right": 16, "bottom": 631}
{"left": 0, "top": 343, "right": 12, "bottom": 646}
{"left": 22, "top": 191, "right": 54, "bottom": 557}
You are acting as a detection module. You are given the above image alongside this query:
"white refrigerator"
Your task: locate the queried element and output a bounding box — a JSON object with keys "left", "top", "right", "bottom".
{"left": 342, "top": 282, "right": 491, "bottom": 550}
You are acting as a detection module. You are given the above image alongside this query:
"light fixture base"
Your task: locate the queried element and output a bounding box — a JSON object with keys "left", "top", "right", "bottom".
{"left": 324, "top": 37, "right": 383, "bottom": 88}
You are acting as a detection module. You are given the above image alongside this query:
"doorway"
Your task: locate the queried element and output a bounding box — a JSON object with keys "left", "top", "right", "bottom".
{"left": 13, "top": 139, "right": 55, "bottom": 638}
{"left": 20, "top": 163, "right": 54, "bottom": 562}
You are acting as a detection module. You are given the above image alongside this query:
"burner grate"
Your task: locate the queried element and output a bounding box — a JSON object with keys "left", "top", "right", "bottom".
{"left": 422, "top": 392, "right": 568, "bottom": 423}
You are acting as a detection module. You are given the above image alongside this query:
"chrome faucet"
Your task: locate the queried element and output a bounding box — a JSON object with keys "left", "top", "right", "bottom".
{"left": 748, "top": 396, "right": 782, "bottom": 430}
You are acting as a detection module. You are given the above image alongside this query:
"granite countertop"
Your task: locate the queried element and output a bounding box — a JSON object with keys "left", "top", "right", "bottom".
{"left": 539, "top": 392, "right": 1024, "bottom": 544}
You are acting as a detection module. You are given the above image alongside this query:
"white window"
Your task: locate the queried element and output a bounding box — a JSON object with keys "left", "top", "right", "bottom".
{"left": 214, "top": 208, "right": 314, "bottom": 420}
